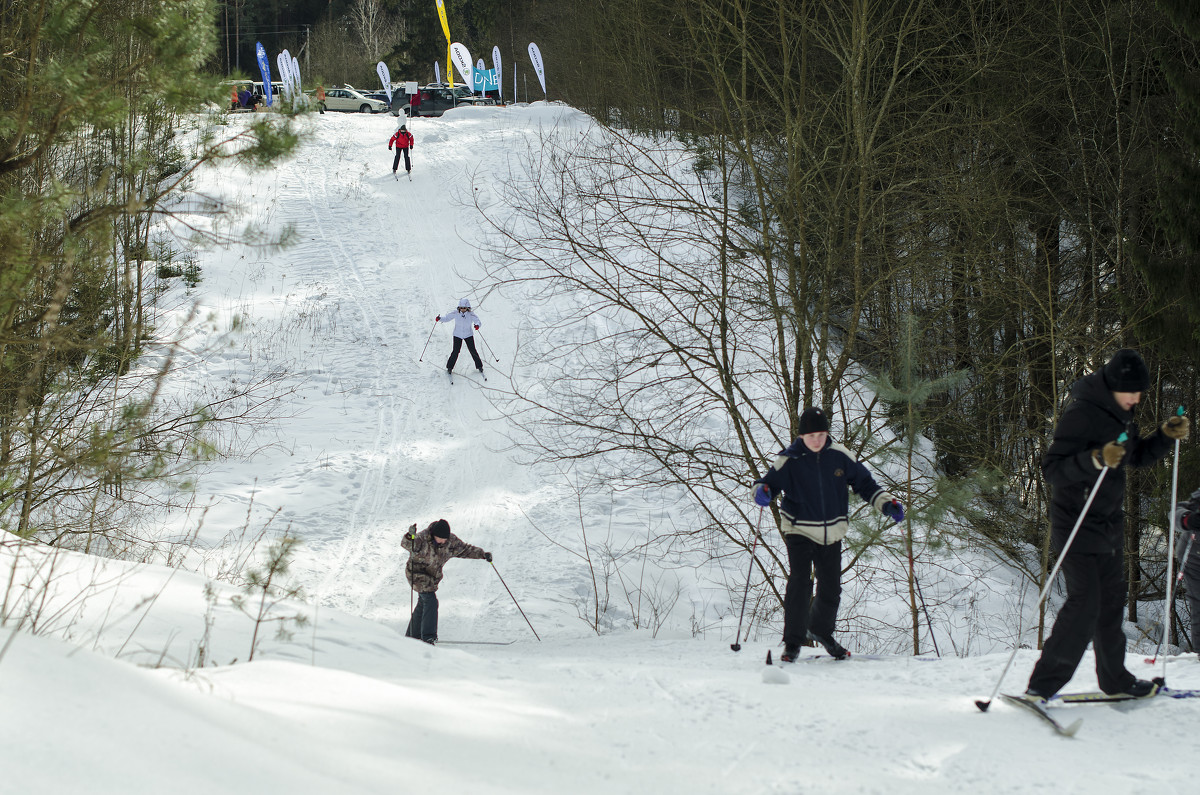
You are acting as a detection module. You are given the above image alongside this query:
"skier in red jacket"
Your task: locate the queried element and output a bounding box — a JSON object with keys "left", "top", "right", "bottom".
{"left": 388, "top": 124, "right": 414, "bottom": 178}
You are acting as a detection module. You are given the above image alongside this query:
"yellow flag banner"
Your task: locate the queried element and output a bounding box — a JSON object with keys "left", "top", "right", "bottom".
{"left": 435, "top": 0, "right": 450, "bottom": 41}
{"left": 435, "top": 0, "right": 452, "bottom": 85}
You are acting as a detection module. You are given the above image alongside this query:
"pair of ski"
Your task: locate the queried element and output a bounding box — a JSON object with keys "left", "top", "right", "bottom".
{"left": 770, "top": 650, "right": 941, "bottom": 664}
{"left": 446, "top": 369, "right": 487, "bottom": 385}
{"left": 998, "top": 684, "right": 1200, "bottom": 737}
{"left": 796, "top": 652, "right": 942, "bottom": 663}
{"left": 393, "top": 171, "right": 411, "bottom": 181}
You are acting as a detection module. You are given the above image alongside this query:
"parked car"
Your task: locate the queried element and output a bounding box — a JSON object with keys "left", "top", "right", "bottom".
{"left": 320, "top": 87, "right": 388, "bottom": 113}
{"left": 404, "top": 83, "right": 488, "bottom": 117}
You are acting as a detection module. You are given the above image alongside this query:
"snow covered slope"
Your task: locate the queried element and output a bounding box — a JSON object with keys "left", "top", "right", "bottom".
{"left": 2, "top": 104, "right": 1197, "bottom": 794}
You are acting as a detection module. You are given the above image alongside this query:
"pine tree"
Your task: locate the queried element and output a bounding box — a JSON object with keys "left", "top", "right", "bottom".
{"left": 871, "top": 313, "right": 998, "bottom": 655}
{"left": 231, "top": 533, "right": 309, "bottom": 661}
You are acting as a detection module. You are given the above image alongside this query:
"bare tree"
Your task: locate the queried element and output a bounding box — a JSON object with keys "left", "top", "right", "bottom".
{"left": 349, "top": 0, "right": 404, "bottom": 62}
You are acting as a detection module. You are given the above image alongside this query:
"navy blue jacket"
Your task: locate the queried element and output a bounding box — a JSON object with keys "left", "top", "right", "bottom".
{"left": 754, "top": 436, "right": 894, "bottom": 545}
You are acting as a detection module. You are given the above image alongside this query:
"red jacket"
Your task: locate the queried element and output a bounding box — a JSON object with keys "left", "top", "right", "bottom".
{"left": 388, "top": 129, "right": 414, "bottom": 150}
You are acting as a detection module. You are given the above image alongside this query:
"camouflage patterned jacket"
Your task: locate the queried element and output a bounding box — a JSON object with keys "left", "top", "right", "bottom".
{"left": 402, "top": 523, "right": 487, "bottom": 593}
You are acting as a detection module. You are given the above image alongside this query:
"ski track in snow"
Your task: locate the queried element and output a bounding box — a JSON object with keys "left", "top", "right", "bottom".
{"left": 179, "top": 109, "right": 554, "bottom": 643}
{"left": 297, "top": 118, "right": 480, "bottom": 624}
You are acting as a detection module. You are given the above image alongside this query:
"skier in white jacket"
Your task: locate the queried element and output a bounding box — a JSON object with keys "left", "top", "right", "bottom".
{"left": 436, "top": 298, "right": 483, "bottom": 374}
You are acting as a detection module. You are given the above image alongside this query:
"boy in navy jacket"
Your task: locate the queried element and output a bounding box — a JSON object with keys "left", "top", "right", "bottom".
{"left": 753, "top": 407, "right": 902, "bottom": 662}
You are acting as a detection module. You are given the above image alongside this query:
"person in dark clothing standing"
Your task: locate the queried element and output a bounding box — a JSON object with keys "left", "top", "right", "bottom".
{"left": 1023, "top": 349, "right": 1189, "bottom": 700}
{"left": 1173, "top": 487, "right": 1200, "bottom": 659}
{"left": 752, "top": 407, "right": 904, "bottom": 662}
{"left": 402, "top": 519, "right": 492, "bottom": 644}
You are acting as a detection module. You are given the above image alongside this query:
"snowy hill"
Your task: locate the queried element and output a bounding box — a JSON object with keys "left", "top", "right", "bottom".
{"left": 2, "top": 104, "right": 1198, "bottom": 794}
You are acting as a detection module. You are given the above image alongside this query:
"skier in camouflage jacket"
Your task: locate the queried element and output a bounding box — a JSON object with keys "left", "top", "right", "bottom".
{"left": 402, "top": 519, "right": 491, "bottom": 643}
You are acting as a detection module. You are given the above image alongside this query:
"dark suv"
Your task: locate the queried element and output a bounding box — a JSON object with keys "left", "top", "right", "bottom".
{"left": 404, "top": 84, "right": 488, "bottom": 117}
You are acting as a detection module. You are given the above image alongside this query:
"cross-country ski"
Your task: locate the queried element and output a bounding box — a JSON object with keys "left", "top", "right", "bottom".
{"left": 1000, "top": 693, "right": 1084, "bottom": 737}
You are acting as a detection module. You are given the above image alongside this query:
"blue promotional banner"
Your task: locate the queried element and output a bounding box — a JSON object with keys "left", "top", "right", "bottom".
{"left": 474, "top": 68, "right": 498, "bottom": 92}
{"left": 255, "top": 41, "right": 273, "bottom": 106}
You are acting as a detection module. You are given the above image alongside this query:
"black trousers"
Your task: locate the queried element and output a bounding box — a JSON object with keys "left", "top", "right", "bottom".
{"left": 405, "top": 591, "right": 439, "bottom": 642}
{"left": 1184, "top": 554, "right": 1200, "bottom": 651}
{"left": 1027, "top": 550, "right": 1134, "bottom": 696}
{"left": 392, "top": 147, "right": 411, "bottom": 172}
{"left": 782, "top": 533, "right": 842, "bottom": 648}
{"left": 447, "top": 335, "right": 482, "bottom": 371}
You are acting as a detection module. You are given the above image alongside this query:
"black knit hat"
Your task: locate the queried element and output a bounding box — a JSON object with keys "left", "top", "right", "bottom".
{"left": 1102, "top": 348, "right": 1150, "bottom": 393}
{"left": 798, "top": 407, "right": 830, "bottom": 435}
{"left": 430, "top": 519, "right": 451, "bottom": 539}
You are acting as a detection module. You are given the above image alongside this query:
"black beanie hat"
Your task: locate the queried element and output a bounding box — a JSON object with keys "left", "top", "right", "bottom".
{"left": 1102, "top": 348, "right": 1150, "bottom": 393}
{"left": 430, "top": 519, "right": 451, "bottom": 539}
{"left": 798, "top": 407, "right": 830, "bottom": 435}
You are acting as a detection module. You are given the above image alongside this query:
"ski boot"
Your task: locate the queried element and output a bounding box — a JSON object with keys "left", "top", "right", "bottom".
{"left": 807, "top": 630, "right": 850, "bottom": 660}
{"left": 1106, "top": 679, "right": 1158, "bottom": 698}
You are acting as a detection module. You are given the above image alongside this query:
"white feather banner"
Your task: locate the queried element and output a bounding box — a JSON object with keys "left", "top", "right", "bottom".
{"left": 493, "top": 46, "right": 503, "bottom": 100}
{"left": 277, "top": 50, "right": 292, "bottom": 99}
{"left": 274, "top": 50, "right": 291, "bottom": 99}
{"left": 450, "top": 42, "right": 473, "bottom": 91}
{"left": 377, "top": 61, "right": 392, "bottom": 101}
{"left": 528, "top": 42, "right": 546, "bottom": 97}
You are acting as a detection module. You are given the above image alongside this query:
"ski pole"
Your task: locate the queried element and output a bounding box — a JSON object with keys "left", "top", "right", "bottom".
{"left": 976, "top": 432, "right": 1126, "bottom": 713}
{"left": 490, "top": 561, "right": 541, "bottom": 641}
{"left": 912, "top": 569, "right": 942, "bottom": 658}
{"left": 418, "top": 319, "right": 439, "bottom": 361}
{"left": 1150, "top": 406, "right": 1185, "bottom": 672}
{"left": 1150, "top": 529, "right": 1196, "bottom": 664}
{"left": 731, "top": 508, "right": 764, "bottom": 652}
{"left": 475, "top": 330, "right": 500, "bottom": 362}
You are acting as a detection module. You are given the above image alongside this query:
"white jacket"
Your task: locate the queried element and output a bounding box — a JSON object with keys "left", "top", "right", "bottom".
{"left": 440, "top": 308, "right": 480, "bottom": 339}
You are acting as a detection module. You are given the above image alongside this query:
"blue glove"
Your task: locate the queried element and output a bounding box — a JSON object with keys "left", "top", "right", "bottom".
{"left": 882, "top": 499, "right": 904, "bottom": 523}
{"left": 753, "top": 484, "right": 771, "bottom": 507}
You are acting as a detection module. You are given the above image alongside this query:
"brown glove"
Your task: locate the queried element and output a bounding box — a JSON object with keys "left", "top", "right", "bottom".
{"left": 1163, "top": 415, "right": 1190, "bottom": 441}
{"left": 1093, "top": 440, "right": 1126, "bottom": 469}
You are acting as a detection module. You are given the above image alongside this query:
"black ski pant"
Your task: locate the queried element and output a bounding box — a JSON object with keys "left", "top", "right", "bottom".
{"left": 405, "top": 591, "right": 439, "bottom": 643}
{"left": 1184, "top": 553, "right": 1200, "bottom": 653}
{"left": 447, "top": 335, "right": 482, "bottom": 371}
{"left": 782, "top": 533, "right": 842, "bottom": 649}
{"left": 392, "top": 147, "right": 411, "bottom": 172}
{"left": 1026, "top": 549, "right": 1135, "bottom": 697}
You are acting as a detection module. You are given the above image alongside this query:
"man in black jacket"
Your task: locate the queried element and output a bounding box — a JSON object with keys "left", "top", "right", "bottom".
{"left": 752, "top": 407, "right": 903, "bottom": 662}
{"left": 1025, "top": 349, "right": 1189, "bottom": 700}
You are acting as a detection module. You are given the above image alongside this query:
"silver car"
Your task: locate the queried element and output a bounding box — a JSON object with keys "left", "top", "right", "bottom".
{"left": 321, "top": 87, "right": 388, "bottom": 113}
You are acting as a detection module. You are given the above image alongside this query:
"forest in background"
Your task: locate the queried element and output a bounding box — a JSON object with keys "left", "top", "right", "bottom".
{"left": 473, "top": 0, "right": 1200, "bottom": 644}
{"left": 533, "top": 0, "right": 1200, "bottom": 614}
